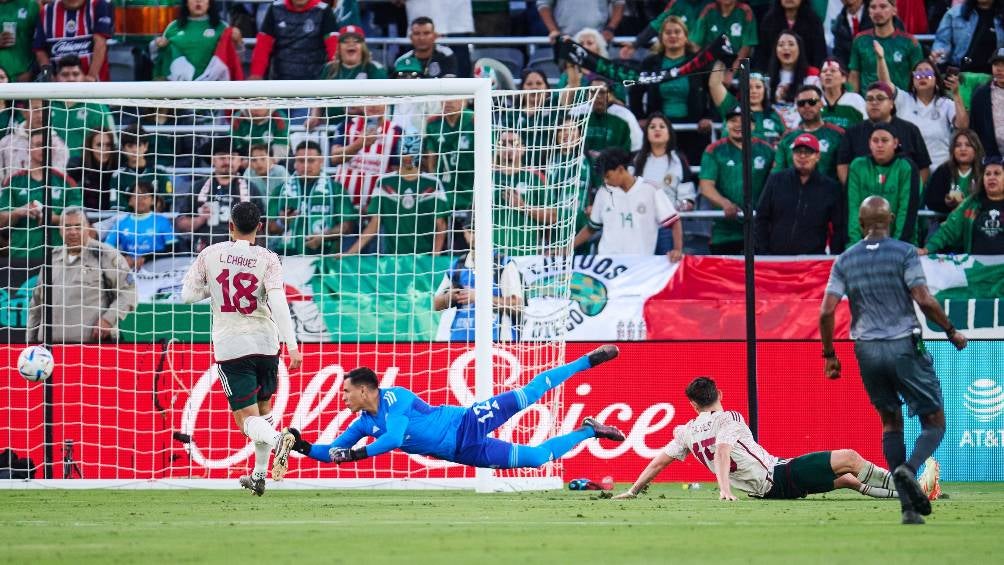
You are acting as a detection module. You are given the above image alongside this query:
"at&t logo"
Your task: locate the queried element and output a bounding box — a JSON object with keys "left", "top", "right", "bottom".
{"left": 965, "top": 379, "right": 1004, "bottom": 422}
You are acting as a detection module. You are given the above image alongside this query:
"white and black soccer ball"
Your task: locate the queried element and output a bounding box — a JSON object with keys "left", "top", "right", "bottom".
{"left": 17, "top": 345, "right": 54, "bottom": 382}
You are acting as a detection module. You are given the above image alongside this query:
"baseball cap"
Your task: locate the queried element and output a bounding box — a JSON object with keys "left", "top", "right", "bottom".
{"left": 791, "top": 133, "right": 820, "bottom": 152}
{"left": 990, "top": 47, "right": 1004, "bottom": 65}
{"left": 394, "top": 56, "right": 423, "bottom": 76}
{"left": 865, "top": 81, "right": 895, "bottom": 100}
{"left": 338, "top": 25, "right": 366, "bottom": 40}
{"left": 724, "top": 106, "right": 742, "bottom": 120}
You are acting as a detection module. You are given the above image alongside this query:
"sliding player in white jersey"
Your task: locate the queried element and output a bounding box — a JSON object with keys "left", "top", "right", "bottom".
{"left": 181, "top": 201, "right": 302, "bottom": 496}
{"left": 612, "top": 377, "right": 898, "bottom": 501}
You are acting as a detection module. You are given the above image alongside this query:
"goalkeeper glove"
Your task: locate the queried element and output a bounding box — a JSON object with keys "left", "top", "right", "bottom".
{"left": 329, "top": 446, "right": 368, "bottom": 464}
{"left": 285, "top": 427, "right": 313, "bottom": 456}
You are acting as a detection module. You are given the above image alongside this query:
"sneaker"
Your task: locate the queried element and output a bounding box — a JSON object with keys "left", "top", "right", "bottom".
{"left": 587, "top": 345, "right": 619, "bottom": 367}
{"left": 893, "top": 465, "right": 932, "bottom": 516}
{"left": 901, "top": 509, "right": 925, "bottom": 525}
{"left": 582, "top": 416, "right": 626, "bottom": 441}
{"left": 271, "top": 429, "right": 296, "bottom": 481}
{"left": 919, "top": 457, "right": 941, "bottom": 501}
{"left": 239, "top": 475, "right": 265, "bottom": 496}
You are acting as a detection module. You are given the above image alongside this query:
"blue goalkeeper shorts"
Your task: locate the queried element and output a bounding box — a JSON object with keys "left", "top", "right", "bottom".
{"left": 451, "top": 390, "right": 523, "bottom": 468}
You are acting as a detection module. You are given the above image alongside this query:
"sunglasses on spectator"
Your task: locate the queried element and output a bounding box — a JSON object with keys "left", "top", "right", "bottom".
{"left": 865, "top": 95, "right": 889, "bottom": 102}
{"left": 983, "top": 156, "right": 1004, "bottom": 166}
{"left": 796, "top": 98, "right": 820, "bottom": 107}
{"left": 395, "top": 72, "right": 421, "bottom": 79}
{"left": 913, "top": 70, "right": 935, "bottom": 80}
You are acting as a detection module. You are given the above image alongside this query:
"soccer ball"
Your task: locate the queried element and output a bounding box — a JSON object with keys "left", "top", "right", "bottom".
{"left": 17, "top": 345, "right": 54, "bottom": 382}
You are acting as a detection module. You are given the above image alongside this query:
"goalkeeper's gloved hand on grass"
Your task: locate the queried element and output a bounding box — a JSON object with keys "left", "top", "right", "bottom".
{"left": 329, "top": 446, "right": 368, "bottom": 464}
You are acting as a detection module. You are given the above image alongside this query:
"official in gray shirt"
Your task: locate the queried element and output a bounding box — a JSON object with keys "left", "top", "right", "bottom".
{"left": 819, "top": 196, "right": 967, "bottom": 526}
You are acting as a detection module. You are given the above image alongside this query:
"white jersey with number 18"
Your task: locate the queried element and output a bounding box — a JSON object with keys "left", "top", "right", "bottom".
{"left": 182, "top": 239, "right": 285, "bottom": 362}
{"left": 663, "top": 410, "right": 780, "bottom": 497}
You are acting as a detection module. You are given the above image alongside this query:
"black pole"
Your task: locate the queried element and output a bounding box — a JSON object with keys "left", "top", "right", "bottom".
{"left": 738, "top": 58, "right": 758, "bottom": 440}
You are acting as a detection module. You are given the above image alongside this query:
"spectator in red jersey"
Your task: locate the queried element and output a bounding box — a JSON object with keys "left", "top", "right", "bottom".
{"left": 33, "top": 0, "right": 113, "bottom": 81}
{"left": 249, "top": 0, "right": 338, "bottom": 81}
{"left": 329, "top": 104, "right": 401, "bottom": 213}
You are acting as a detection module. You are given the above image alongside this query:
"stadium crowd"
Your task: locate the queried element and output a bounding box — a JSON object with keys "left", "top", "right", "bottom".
{"left": 2, "top": 0, "right": 1004, "bottom": 267}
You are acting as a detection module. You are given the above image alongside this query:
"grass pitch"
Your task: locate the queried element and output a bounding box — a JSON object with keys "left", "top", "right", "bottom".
{"left": 2, "top": 483, "right": 1002, "bottom": 564}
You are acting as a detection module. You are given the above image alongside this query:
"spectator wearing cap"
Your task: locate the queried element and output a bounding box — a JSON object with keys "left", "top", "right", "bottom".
{"left": 970, "top": 47, "right": 1004, "bottom": 157}
{"left": 846, "top": 123, "right": 921, "bottom": 243}
{"left": 848, "top": 0, "right": 922, "bottom": 92}
{"left": 774, "top": 85, "right": 845, "bottom": 180}
{"left": 931, "top": 0, "right": 1004, "bottom": 75}
{"left": 393, "top": 55, "right": 423, "bottom": 79}
{"left": 698, "top": 106, "right": 775, "bottom": 254}
{"left": 538, "top": 0, "right": 624, "bottom": 43}
{"left": 756, "top": 133, "right": 846, "bottom": 254}
{"left": 249, "top": 0, "right": 338, "bottom": 81}
{"left": 174, "top": 138, "right": 263, "bottom": 253}
{"left": 320, "top": 25, "right": 387, "bottom": 80}
{"left": 835, "top": 81, "right": 931, "bottom": 184}
{"left": 394, "top": 16, "right": 457, "bottom": 79}
{"left": 819, "top": 57, "right": 866, "bottom": 129}
{"left": 111, "top": 123, "right": 175, "bottom": 212}
{"left": 921, "top": 156, "right": 1004, "bottom": 255}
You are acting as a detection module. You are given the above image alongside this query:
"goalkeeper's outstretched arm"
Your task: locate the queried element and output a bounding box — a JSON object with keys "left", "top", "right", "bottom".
{"left": 611, "top": 452, "right": 675, "bottom": 499}
{"left": 289, "top": 413, "right": 409, "bottom": 464}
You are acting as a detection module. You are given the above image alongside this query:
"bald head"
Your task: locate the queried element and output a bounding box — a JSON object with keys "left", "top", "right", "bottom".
{"left": 858, "top": 196, "right": 893, "bottom": 235}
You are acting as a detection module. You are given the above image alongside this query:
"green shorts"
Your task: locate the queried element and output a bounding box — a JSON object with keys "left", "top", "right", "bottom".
{"left": 763, "top": 451, "right": 837, "bottom": 500}
{"left": 217, "top": 355, "right": 279, "bottom": 411}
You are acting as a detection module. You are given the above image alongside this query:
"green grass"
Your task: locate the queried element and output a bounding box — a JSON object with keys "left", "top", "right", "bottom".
{"left": 2, "top": 483, "right": 1003, "bottom": 564}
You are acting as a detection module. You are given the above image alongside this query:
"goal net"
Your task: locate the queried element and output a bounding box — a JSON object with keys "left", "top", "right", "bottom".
{"left": 0, "top": 80, "right": 598, "bottom": 490}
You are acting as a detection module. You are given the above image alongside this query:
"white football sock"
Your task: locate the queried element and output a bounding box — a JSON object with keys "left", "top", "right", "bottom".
{"left": 243, "top": 415, "right": 280, "bottom": 448}
{"left": 856, "top": 461, "right": 894, "bottom": 490}
{"left": 858, "top": 484, "right": 898, "bottom": 498}
{"left": 253, "top": 441, "right": 270, "bottom": 479}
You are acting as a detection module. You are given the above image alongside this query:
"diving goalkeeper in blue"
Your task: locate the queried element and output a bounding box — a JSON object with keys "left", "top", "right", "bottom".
{"left": 278, "top": 345, "right": 625, "bottom": 469}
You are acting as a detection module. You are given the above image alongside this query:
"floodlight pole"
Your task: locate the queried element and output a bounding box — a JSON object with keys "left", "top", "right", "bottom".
{"left": 738, "top": 58, "right": 758, "bottom": 441}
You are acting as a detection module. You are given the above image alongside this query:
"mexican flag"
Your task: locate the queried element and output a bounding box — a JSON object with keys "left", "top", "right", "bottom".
{"left": 165, "top": 26, "right": 244, "bottom": 81}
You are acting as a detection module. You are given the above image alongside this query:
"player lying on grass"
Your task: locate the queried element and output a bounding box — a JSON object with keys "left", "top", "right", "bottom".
{"left": 275, "top": 345, "right": 625, "bottom": 472}
{"left": 612, "top": 377, "right": 899, "bottom": 501}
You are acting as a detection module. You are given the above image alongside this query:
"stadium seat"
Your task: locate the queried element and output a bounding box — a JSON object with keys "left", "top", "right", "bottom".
{"left": 526, "top": 54, "right": 561, "bottom": 80}
{"left": 470, "top": 47, "right": 525, "bottom": 77}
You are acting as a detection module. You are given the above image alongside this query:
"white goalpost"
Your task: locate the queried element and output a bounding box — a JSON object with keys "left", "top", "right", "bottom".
{"left": 0, "top": 78, "right": 598, "bottom": 491}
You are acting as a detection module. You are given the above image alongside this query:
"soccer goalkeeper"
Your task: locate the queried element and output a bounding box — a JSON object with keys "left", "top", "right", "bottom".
{"left": 276, "top": 345, "right": 624, "bottom": 471}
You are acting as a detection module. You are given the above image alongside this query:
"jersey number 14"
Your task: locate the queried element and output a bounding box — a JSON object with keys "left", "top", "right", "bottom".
{"left": 216, "top": 269, "right": 259, "bottom": 315}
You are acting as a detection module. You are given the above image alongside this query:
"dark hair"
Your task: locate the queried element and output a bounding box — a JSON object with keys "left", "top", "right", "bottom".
{"left": 179, "top": 0, "right": 221, "bottom": 29}
{"left": 907, "top": 59, "right": 946, "bottom": 100}
{"left": 133, "top": 180, "right": 155, "bottom": 196}
{"left": 634, "top": 112, "right": 679, "bottom": 172}
{"left": 411, "top": 16, "right": 435, "bottom": 29}
{"left": 767, "top": 30, "right": 811, "bottom": 103}
{"left": 597, "top": 147, "right": 633, "bottom": 174}
{"left": 796, "top": 84, "right": 823, "bottom": 98}
{"left": 871, "top": 122, "right": 898, "bottom": 138}
{"left": 84, "top": 128, "right": 116, "bottom": 165}
{"left": 119, "top": 123, "right": 147, "bottom": 148}
{"left": 949, "top": 129, "right": 985, "bottom": 196}
{"left": 210, "top": 136, "right": 236, "bottom": 155}
{"left": 685, "top": 377, "right": 719, "bottom": 408}
{"left": 963, "top": 0, "right": 1004, "bottom": 20}
{"left": 294, "top": 140, "right": 323, "bottom": 155}
{"left": 520, "top": 68, "right": 549, "bottom": 89}
{"left": 55, "top": 55, "right": 83, "bottom": 72}
{"left": 345, "top": 367, "right": 379, "bottom": 390}
{"left": 249, "top": 143, "right": 270, "bottom": 155}
{"left": 230, "top": 201, "right": 261, "bottom": 235}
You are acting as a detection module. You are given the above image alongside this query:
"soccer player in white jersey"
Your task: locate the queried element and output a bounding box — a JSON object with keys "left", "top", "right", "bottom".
{"left": 612, "top": 377, "right": 898, "bottom": 501}
{"left": 573, "top": 147, "right": 684, "bottom": 261}
{"left": 181, "top": 201, "right": 302, "bottom": 496}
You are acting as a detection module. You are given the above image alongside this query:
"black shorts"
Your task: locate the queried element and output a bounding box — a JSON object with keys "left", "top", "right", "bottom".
{"left": 763, "top": 451, "right": 837, "bottom": 500}
{"left": 854, "top": 337, "right": 943, "bottom": 417}
{"left": 217, "top": 355, "right": 279, "bottom": 411}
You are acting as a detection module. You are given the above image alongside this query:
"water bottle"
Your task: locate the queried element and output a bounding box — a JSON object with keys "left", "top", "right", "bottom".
{"left": 626, "top": 320, "right": 635, "bottom": 341}
{"left": 616, "top": 320, "right": 625, "bottom": 340}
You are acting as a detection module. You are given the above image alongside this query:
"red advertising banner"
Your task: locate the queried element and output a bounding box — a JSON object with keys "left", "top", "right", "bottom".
{"left": 1, "top": 343, "right": 882, "bottom": 483}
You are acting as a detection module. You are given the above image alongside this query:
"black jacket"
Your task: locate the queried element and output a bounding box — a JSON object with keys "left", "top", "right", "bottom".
{"left": 631, "top": 53, "right": 713, "bottom": 123}
{"left": 971, "top": 83, "right": 1003, "bottom": 157}
{"left": 755, "top": 168, "right": 846, "bottom": 254}
{"left": 830, "top": 5, "right": 875, "bottom": 67}
{"left": 836, "top": 117, "right": 933, "bottom": 172}
{"left": 755, "top": 7, "right": 828, "bottom": 70}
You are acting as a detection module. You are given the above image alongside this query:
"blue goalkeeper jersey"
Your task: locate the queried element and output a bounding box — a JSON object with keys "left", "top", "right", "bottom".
{"left": 330, "top": 387, "right": 466, "bottom": 460}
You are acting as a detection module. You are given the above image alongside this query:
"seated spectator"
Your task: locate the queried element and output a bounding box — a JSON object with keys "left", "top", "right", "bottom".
{"left": 773, "top": 85, "right": 845, "bottom": 180}
{"left": 249, "top": 0, "right": 338, "bottom": 80}
{"left": 267, "top": 140, "right": 355, "bottom": 255}
{"left": 0, "top": 0, "right": 39, "bottom": 82}
{"left": 394, "top": 17, "right": 457, "bottom": 79}
{"left": 932, "top": 0, "right": 1004, "bottom": 74}
{"left": 175, "top": 138, "right": 263, "bottom": 253}
{"left": 634, "top": 113, "right": 697, "bottom": 254}
{"left": 0, "top": 99, "right": 69, "bottom": 180}
{"left": 846, "top": 124, "right": 921, "bottom": 243}
{"left": 111, "top": 124, "right": 174, "bottom": 210}
{"left": 343, "top": 137, "right": 449, "bottom": 255}
{"left": 424, "top": 97, "right": 475, "bottom": 211}
{"left": 574, "top": 146, "right": 683, "bottom": 259}
{"left": 230, "top": 107, "right": 289, "bottom": 157}
{"left": 877, "top": 56, "right": 968, "bottom": 169}
{"left": 27, "top": 207, "right": 136, "bottom": 343}
{"left": 583, "top": 77, "right": 632, "bottom": 159}
{"left": 330, "top": 104, "right": 401, "bottom": 211}
{"left": 765, "top": 30, "right": 821, "bottom": 128}
{"left": 921, "top": 156, "right": 1004, "bottom": 255}
{"left": 492, "top": 130, "right": 555, "bottom": 256}
{"left": 926, "top": 130, "right": 985, "bottom": 218}
{"left": 538, "top": 0, "right": 624, "bottom": 42}
{"left": 0, "top": 129, "right": 80, "bottom": 259}
{"left": 709, "top": 60, "right": 785, "bottom": 145}
{"left": 830, "top": 0, "right": 873, "bottom": 67}
{"left": 432, "top": 216, "right": 523, "bottom": 342}
{"left": 848, "top": 0, "right": 922, "bottom": 92}
{"left": 698, "top": 106, "right": 775, "bottom": 254}
{"left": 503, "top": 69, "right": 560, "bottom": 168}
{"left": 152, "top": 0, "right": 244, "bottom": 81}
{"left": 48, "top": 55, "right": 115, "bottom": 159}
{"left": 67, "top": 128, "right": 118, "bottom": 212}
{"left": 692, "top": 0, "right": 757, "bottom": 76}
{"left": 756, "top": 0, "right": 826, "bottom": 69}
{"left": 320, "top": 25, "right": 387, "bottom": 80}
{"left": 819, "top": 57, "right": 866, "bottom": 129}
{"left": 34, "top": 0, "right": 113, "bottom": 81}
{"left": 835, "top": 81, "right": 931, "bottom": 184}
{"left": 756, "top": 133, "right": 846, "bottom": 254}
{"left": 105, "top": 181, "right": 178, "bottom": 269}
{"left": 243, "top": 143, "right": 288, "bottom": 197}
{"left": 970, "top": 48, "right": 1004, "bottom": 157}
